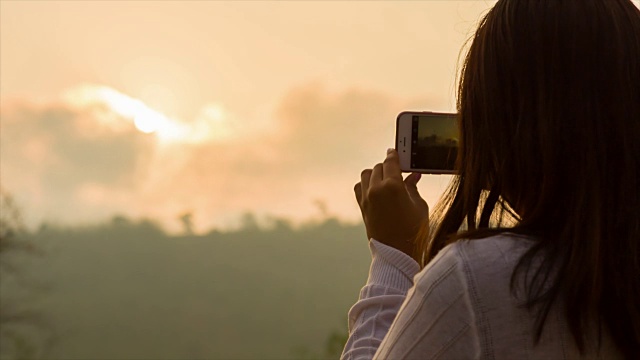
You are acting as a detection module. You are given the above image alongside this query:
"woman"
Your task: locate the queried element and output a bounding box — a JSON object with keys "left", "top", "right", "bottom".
{"left": 342, "top": 0, "right": 640, "bottom": 359}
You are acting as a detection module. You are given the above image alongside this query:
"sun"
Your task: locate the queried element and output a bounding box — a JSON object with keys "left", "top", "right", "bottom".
{"left": 133, "top": 109, "right": 165, "bottom": 134}
{"left": 63, "top": 84, "right": 183, "bottom": 139}
{"left": 134, "top": 116, "right": 157, "bottom": 134}
{"left": 62, "top": 84, "right": 234, "bottom": 144}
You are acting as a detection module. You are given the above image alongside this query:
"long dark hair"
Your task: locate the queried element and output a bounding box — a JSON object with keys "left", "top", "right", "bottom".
{"left": 416, "top": 0, "right": 640, "bottom": 357}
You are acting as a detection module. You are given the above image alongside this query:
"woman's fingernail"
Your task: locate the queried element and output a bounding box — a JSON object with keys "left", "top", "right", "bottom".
{"left": 408, "top": 173, "right": 420, "bottom": 184}
{"left": 387, "top": 148, "right": 394, "bottom": 155}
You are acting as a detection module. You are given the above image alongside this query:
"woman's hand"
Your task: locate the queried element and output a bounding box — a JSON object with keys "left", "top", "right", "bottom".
{"left": 354, "top": 148, "right": 429, "bottom": 262}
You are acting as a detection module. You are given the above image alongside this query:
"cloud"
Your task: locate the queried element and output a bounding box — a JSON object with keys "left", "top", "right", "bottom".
{"left": 275, "top": 81, "right": 399, "bottom": 171}
{"left": 1, "top": 83, "right": 445, "bottom": 233}
{"left": 1, "top": 101, "right": 154, "bottom": 222}
{"left": 148, "top": 82, "right": 421, "bottom": 231}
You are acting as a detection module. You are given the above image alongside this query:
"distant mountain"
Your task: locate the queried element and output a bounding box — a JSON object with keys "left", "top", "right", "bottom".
{"left": 17, "top": 216, "right": 371, "bottom": 360}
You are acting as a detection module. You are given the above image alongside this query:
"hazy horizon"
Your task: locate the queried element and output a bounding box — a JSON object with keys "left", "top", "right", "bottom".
{"left": 0, "top": 1, "right": 500, "bottom": 233}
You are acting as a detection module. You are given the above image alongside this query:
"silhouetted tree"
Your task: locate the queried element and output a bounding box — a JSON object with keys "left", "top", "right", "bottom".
{"left": 178, "top": 212, "right": 194, "bottom": 235}
{"left": 239, "top": 212, "right": 260, "bottom": 231}
{"left": 314, "top": 199, "right": 330, "bottom": 219}
{"left": 0, "top": 189, "right": 52, "bottom": 359}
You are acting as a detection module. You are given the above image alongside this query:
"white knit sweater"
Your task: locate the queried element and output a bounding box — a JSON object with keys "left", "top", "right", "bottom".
{"left": 340, "top": 234, "right": 621, "bottom": 359}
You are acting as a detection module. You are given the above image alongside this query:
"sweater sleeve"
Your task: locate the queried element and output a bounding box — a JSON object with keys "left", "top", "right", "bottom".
{"left": 341, "top": 241, "right": 480, "bottom": 360}
{"left": 340, "top": 239, "right": 420, "bottom": 360}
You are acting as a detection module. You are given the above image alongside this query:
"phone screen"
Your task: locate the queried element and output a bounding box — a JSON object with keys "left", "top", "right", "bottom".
{"left": 411, "top": 114, "right": 458, "bottom": 171}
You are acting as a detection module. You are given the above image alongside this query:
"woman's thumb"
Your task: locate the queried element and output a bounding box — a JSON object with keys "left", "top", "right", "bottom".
{"left": 405, "top": 172, "right": 421, "bottom": 187}
{"left": 405, "top": 173, "right": 428, "bottom": 210}
{"left": 404, "top": 173, "right": 422, "bottom": 197}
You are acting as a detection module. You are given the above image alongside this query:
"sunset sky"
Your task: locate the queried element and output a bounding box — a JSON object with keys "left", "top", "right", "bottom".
{"left": 2, "top": 1, "right": 501, "bottom": 233}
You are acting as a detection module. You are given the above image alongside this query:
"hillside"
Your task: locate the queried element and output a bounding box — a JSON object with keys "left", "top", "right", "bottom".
{"left": 15, "top": 217, "right": 372, "bottom": 359}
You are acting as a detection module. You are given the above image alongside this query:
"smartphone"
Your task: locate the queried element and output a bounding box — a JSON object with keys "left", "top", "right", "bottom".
{"left": 396, "top": 111, "right": 458, "bottom": 174}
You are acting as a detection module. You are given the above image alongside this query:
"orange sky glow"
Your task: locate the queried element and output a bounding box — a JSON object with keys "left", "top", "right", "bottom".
{"left": 1, "top": 1, "right": 502, "bottom": 233}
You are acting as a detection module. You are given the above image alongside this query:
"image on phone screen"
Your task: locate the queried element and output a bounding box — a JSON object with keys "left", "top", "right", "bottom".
{"left": 411, "top": 114, "right": 458, "bottom": 170}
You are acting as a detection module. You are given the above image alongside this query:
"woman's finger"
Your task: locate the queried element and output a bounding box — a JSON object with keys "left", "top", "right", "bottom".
{"left": 354, "top": 182, "right": 363, "bottom": 207}
{"left": 370, "top": 163, "right": 384, "bottom": 187}
{"left": 404, "top": 172, "right": 421, "bottom": 186}
{"left": 360, "top": 169, "right": 372, "bottom": 195}
{"left": 383, "top": 148, "right": 403, "bottom": 181}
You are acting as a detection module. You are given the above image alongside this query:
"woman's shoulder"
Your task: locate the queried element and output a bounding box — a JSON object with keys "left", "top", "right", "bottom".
{"left": 420, "top": 232, "right": 536, "bottom": 279}
{"left": 414, "top": 233, "right": 622, "bottom": 358}
{"left": 453, "top": 232, "right": 537, "bottom": 270}
{"left": 413, "top": 232, "right": 538, "bottom": 311}
{"left": 411, "top": 233, "right": 532, "bottom": 300}
{"left": 414, "top": 233, "right": 560, "bottom": 357}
